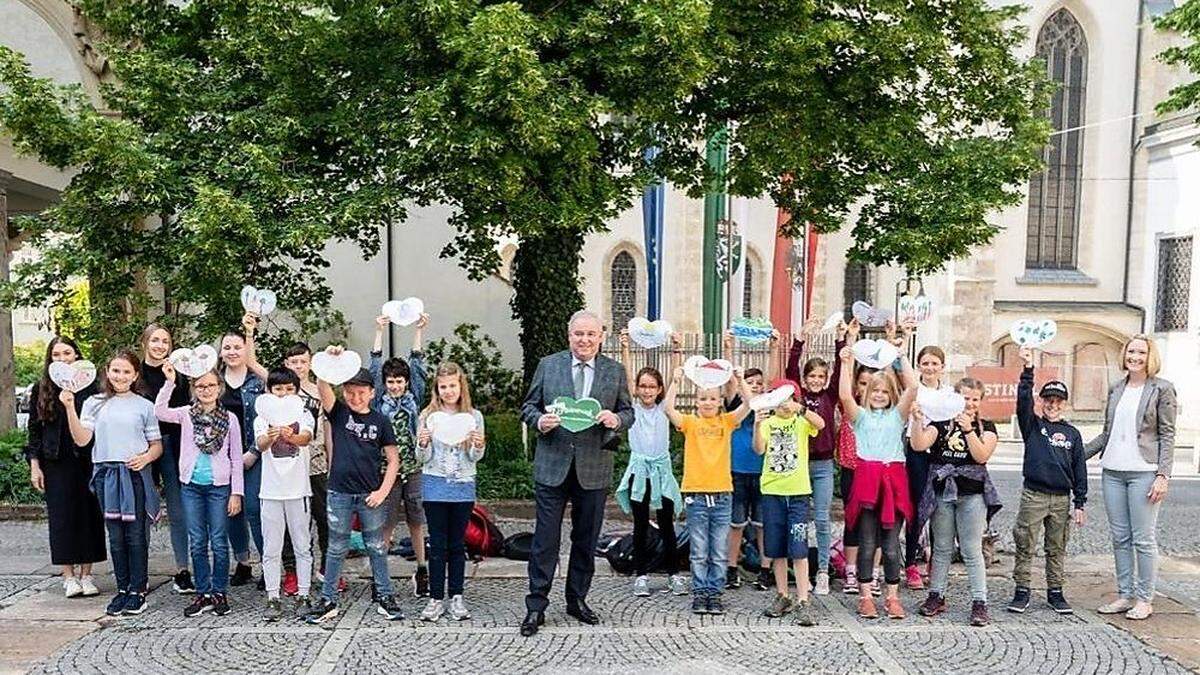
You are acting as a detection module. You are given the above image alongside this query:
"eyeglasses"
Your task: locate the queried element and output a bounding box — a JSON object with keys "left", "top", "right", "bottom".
{"left": 194, "top": 383, "right": 219, "bottom": 391}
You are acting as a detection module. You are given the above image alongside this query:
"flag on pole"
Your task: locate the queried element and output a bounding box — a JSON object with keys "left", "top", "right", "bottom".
{"left": 769, "top": 207, "right": 794, "bottom": 338}
{"left": 641, "top": 146, "right": 665, "bottom": 320}
{"left": 725, "top": 196, "right": 750, "bottom": 321}
{"left": 702, "top": 129, "right": 729, "bottom": 337}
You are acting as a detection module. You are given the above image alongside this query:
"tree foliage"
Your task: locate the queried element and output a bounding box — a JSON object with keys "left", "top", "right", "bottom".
{"left": 1157, "top": 1, "right": 1200, "bottom": 116}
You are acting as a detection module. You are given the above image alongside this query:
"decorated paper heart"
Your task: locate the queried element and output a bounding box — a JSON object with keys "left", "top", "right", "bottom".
{"left": 917, "top": 386, "right": 966, "bottom": 423}
{"left": 898, "top": 294, "right": 934, "bottom": 324}
{"left": 48, "top": 360, "right": 96, "bottom": 393}
{"left": 821, "top": 311, "right": 843, "bottom": 332}
{"left": 1009, "top": 319, "right": 1057, "bottom": 348}
{"left": 730, "top": 317, "right": 774, "bottom": 344}
{"left": 240, "top": 285, "right": 277, "bottom": 315}
{"left": 851, "top": 339, "right": 899, "bottom": 369}
{"left": 851, "top": 301, "right": 893, "bottom": 328}
{"left": 683, "top": 355, "right": 734, "bottom": 390}
{"left": 551, "top": 396, "right": 603, "bottom": 433}
{"left": 382, "top": 297, "right": 425, "bottom": 327}
{"left": 427, "top": 411, "right": 478, "bottom": 445}
{"left": 311, "top": 349, "right": 363, "bottom": 386}
{"left": 750, "top": 384, "right": 796, "bottom": 411}
{"left": 627, "top": 317, "right": 673, "bottom": 349}
{"left": 255, "top": 394, "right": 305, "bottom": 427}
{"left": 168, "top": 346, "right": 219, "bottom": 379}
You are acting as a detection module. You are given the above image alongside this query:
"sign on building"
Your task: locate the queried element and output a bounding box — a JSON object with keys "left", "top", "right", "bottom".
{"left": 965, "top": 366, "right": 1061, "bottom": 421}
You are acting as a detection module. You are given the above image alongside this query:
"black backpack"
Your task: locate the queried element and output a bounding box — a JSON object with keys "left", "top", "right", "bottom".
{"left": 604, "top": 524, "right": 688, "bottom": 575}
{"left": 500, "top": 532, "right": 534, "bottom": 561}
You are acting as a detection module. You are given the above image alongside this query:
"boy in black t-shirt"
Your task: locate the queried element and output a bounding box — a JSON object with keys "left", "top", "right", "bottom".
{"left": 305, "top": 348, "right": 403, "bottom": 624}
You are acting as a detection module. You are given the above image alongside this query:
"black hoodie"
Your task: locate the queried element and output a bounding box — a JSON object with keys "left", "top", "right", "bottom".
{"left": 1017, "top": 367, "right": 1088, "bottom": 508}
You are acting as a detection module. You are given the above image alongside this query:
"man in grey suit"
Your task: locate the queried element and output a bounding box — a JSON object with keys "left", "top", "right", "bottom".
{"left": 519, "top": 311, "right": 634, "bottom": 636}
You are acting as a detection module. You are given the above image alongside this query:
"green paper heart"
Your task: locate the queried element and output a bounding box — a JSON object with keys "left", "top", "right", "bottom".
{"left": 553, "top": 396, "right": 602, "bottom": 433}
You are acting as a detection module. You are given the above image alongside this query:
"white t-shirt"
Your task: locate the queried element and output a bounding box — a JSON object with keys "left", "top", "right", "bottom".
{"left": 1100, "top": 384, "right": 1157, "bottom": 472}
{"left": 254, "top": 410, "right": 315, "bottom": 500}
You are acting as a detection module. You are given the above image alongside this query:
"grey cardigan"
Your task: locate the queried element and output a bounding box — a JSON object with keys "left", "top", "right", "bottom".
{"left": 1084, "top": 376, "right": 1178, "bottom": 477}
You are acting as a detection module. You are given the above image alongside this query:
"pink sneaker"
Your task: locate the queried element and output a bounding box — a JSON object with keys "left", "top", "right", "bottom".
{"left": 905, "top": 565, "right": 924, "bottom": 591}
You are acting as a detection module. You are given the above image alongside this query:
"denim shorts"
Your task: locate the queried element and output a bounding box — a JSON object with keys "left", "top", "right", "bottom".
{"left": 731, "top": 472, "right": 762, "bottom": 527}
{"left": 761, "top": 494, "right": 812, "bottom": 560}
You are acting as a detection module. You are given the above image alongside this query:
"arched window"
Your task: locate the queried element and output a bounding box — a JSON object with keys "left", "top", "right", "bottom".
{"left": 742, "top": 260, "right": 754, "bottom": 318}
{"left": 843, "top": 261, "right": 873, "bottom": 317}
{"left": 1026, "top": 9, "right": 1087, "bottom": 270}
{"left": 610, "top": 251, "right": 637, "bottom": 331}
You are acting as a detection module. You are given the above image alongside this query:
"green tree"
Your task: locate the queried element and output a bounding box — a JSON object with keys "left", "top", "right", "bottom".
{"left": 1157, "top": 1, "right": 1200, "bottom": 115}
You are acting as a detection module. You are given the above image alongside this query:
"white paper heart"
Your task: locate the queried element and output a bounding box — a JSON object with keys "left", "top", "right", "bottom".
{"left": 168, "top": 346, "right": 219, "bottom": 379}
{"left": 683, "top": 355, "right": 734, "bottom": 390}
{"left": 851, "top": 301, "right": 893, "bottom": 328}
{"left": 750, "top": 384, "right": 796, "bottom": 411}
{"left": 1009, "top": 319, "right": 1058, "bottom": 348}
{"left": 240, "top": 285, "right": 278, "bottom": 315}
{"left": 255, "top": 394, "right": 306, "bottom": 427}
{"left": 48, "top": 360, "right": 96, "bottom": 393}
{"left": 917, "top": 386, "right": 966, "bottom": 423}
{"left": 382, "top": 297, "right": 424, "bottom": 327}
{"left": 311, "top": 350, "right": 363, "bottom": 386}
{"left": 851, "top": 339, "right": 899, "bottom": 369}
{"left": 426, "top": 411, "right": 478, "bottom": 446}
{"left": 898, "top": 295, "right": 934, "bottom": 324}
{"left": 627, "top": 317, "right": 673, "bottom": 349}
{"left": 821, "top": 311, "right": 843, "bottom": 332}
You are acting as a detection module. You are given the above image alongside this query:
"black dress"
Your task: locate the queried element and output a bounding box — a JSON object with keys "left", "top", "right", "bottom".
{"left": 25, "top": 382, "right": 107, "bottom": 566}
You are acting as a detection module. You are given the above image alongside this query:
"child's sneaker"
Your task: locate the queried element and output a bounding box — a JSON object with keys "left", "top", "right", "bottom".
{"left": 844, "top": 568, "right": 859, "bottom": 594}
{"left": 448, "top": 595, "right": 471, "bottom": 621}
{"left": 282, "top": 571, "right": 299, "bottom": 597}
{"left": 870, "top": 570, "right": 883, "bottom": 596}
{"left": 706, "top": 595, "right": 726, "bottom": 615}
{"left": 814, "top": 571, "right": 830, "bottom": 596}
{"left": 633, "top": 575, "right": 651, "bottom": 597}
{"left": 691, "top": 595, "right": 708, "bottom": 615}
{"left": 305, "top": 598, "right": 338, "bottom": 624}
{"left": 763, "top": 592, "right": 794, "bottom": 618}
{"left": 1006, "top": 586, "right": 1031, "bottom": 613}
{"left": 1097, "top": 597, "right": 1136, "bottom": 614}
{"left": 375, "top": 594, "right": 404, "bottom": 620}
{"left": 753, "top": 569, "right": 773, "bottom": 591}
{"left": 184, "top": 594, "right": 213, "bottom": 617}
{"left": 265, "top": 598, "right": 284, "bottom": 622}
{"left": 905, "top": 565, "right": 924, "bottom": 590}
{"left": 122, "top": 593, "right": 148, "bottom": 615}
{"left": 212, "top": 593, "right": 231, "bottom": 616}
{"left": 420, "top": 599, "right": 444, "bottom": 622}
{"left": 63, "top": 576, "right": 83, "bottom": 598}
{"left": 173, "top": 570, "right": 195, "bottom": 594}
{"left": 884, "top": 596, "right": 905, "bottom": 619}
{"left": 970, "top": 600, "right": 990, "bottom": 627}
{"left": 294, "top": 596, "right": 312, "bottom": 617}
{"left": 918, "top": 592, "right": 945, "bottom": 617}
{"left": 79, "top": 576, "right": 100, "bottom": 597}
{"left": 857, "top": 596, "right": 878, "bottom": 619}
{"left": 793, "top": 600, "right": 818, "bottom": 627}
{"left": 105, "top": 591, "right": 128, "bottom": 616}
{"left": 725, "top": 568, "right": 742, "bottom": 590}
{"left": 1047, "top": 588, "right": 1073, "bottom": 614}
{"left": 337, "top": 576, "right": 349, "bottom": 593}
{"left": 230, "top": 563, "right": 253, "bottom": 587}
{"left": 412, "top": 566, "right": 430, "bottom": 598}
{"left": 668, "top": 574, "right": 689, "bottom": 596}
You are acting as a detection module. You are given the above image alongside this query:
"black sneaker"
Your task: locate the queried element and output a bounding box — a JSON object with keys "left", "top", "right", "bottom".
{"left": 212, "top": 593, "right": 231, "bottom": 616}
{"left": 725, "top": 568, "right": 742, "bottom": 590}
{"left": 256, "top": 575, "right": 266, "bottom": 592}
{"left": 105, "top": 591, "right": 128, "bottom": 616}
{"left": 1006, "top": 586, "right": 1031, "bottom": 613}
{"left": 1047, "top": 588, "right": 1073, "bottom": 614}
{"left": 122, "top": 593, "right": 148, "bottom": 615}
{"left": 706, "top": 595, "right": 726, "bottom": 615}
{"left": 691, "top": 594, "right": 708, "bottom": 615}
{"left": 172, "top": 570, "right": 195, "bottom": 594}
{"left": 413, "top": 566, "right": 430, "bottom": 598}
{"left": 753, "top": 569, "right": 773, "bottom": 591}
{"left": 294, "top": 596, "right": 313, "bottom": 617}
{"left": 304, "top": 598, "right": 339, "bottom": 625}
{"left": 183, "top": 594, "right": 213, "bottom": 618}
{"left": 230, "top": 563, "right": 253, "bottom": 587}
{"left": 376, "top": 594, "right": 405, "bottom": 621}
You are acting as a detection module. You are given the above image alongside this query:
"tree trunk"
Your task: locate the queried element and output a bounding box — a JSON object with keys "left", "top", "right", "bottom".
{"left": 0, "top": 170, "right": 16, "bottom": 432}
{"left": 510, "top": 229, "right": 585, "bottom": 384}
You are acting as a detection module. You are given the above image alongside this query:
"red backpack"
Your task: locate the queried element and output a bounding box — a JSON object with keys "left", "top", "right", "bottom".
{"left": 464, "top": 505, "right": 504, "bottom": 560}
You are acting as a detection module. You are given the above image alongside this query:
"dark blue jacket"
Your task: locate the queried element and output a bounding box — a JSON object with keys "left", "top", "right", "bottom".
{"left": 1017, "top": 367, "right": 1087, "bottom": 508}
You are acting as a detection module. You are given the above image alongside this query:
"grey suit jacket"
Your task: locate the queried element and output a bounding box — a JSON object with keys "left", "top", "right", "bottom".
{"left": 1084, "top": 376, "right": 1178, "bottom": 477}
{"left": 520, "top": 351, "right": 635, "bottom": 490}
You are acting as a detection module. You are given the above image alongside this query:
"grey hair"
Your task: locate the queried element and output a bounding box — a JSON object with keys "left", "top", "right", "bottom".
{"left": 568, "top": 310, "right": 602, "bottom": 331}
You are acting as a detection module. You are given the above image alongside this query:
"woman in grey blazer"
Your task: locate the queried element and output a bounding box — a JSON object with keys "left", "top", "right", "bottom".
{"left": 1085, "top": 335, "right": 1177, "bottom": 620}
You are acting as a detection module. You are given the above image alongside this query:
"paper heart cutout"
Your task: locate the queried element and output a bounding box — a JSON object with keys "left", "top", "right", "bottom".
{"left": 427, "top": 411, "right": 478, "bottom": 446}
{"left": 168, "top": 346, "right": 219, "bottom": 379}
{"left": 851, "top": 301, "right": 893, "bottom": 328}
{"left": 550, "top": 396, "right": 602, "bottom": 433}
{"left": 821, "top": 311, "right": 843, "bottom": 332}
{"left": 1009, "top": 319, "right": 1057, "bottom": 348}
{"left": 898, "top": 295, "right": 934, "bottom": 324}
{"left": 750, "top": 384, "right": 796, "bottom": 411}
{"left": 730, "top": 317, "right": 774, "bottom": 344}
{"left": 683, "top": 355, "right": 734, "bottom": 390}
{"left": 382, "top": 297, "right": 425, "bottom": 327}
{"left": 255, "top": 394, "right": 305, "bottom": 427}
{"left": 627, "top": 317, "right": 673, "bottom": 349}
{"left": 917, "top": 386, "right": 966, "bottom": 423}
{"left": 240, "top": 285, "right": 277, "bottom": 315}
{"left": 48, "top": 360, "right": 96, "bottom": 393}
{"left": 311, "top": 350, "right": 363, "bottom": 386}
{"left": 851, "top": 339, "right": 899, "bottom": 369}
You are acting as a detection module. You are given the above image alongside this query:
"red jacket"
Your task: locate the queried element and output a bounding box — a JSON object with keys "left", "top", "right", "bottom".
{"left": 845, "top": 459, "right": 912, "bottom": 530}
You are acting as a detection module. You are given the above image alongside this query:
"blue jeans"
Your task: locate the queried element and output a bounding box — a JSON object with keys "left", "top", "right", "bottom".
{"left": 158, "top": 433, "right": 190, "bottom": 570}
{"left": 809, "top": 460, "right": 834, "bottom": 569}
{"left": 182, "top": 482, "right": 231, "bottom": 594}
{"left": 1102, "top": 470, "right": 1161, "bottom": 602}
{"left": 685, "top": 493, "right": 732, "bottom": 596}
{"left": 930, "top": 492, "right": 987, "bottom": 601}
{"left": 321, "top": 490, "right": 391, "bottom": 602}
{"left": 761, "top": 494, "right": 811, "bottom": 560}
{"left": 228, "top": 458, "right": 264, "bottom": 562}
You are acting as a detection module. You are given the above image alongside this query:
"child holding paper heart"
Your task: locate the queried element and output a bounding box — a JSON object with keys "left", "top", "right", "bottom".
{"left": 155, "top": 361, "right": 245, "bottom": 618}
{"left": 665, "top": 365, "right": 754, "bottom": 616}
{"left": 283, "top": 342, "right": 330, "bottom": 598}
{"left": 903, "top": 323, "right": 951, "bottom": 593}
{"left": 416, "top": 362, "right": 485, "bottom": 622}
{"left": 614, "top": 330, "right": 687, "bottom": 598}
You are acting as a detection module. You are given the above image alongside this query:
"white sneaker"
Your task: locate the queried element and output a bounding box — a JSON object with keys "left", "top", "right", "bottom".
{"left": 79, "top": 576, "right": 100, "bottom": 597}
{"left": 815, "top": 571, "right": 830, "bottom": 596}
{"left": 63, "top": 577, "right": 83, "bottom": 598}
{"left": 420, "top": 599, "right": 444, "bottom": 622}
{"left": 448, "top": 595, "right": 471, "bottom": 621}
{"left": 633, "top": 575, "right": 651, "bottom": 597}
{"left": 870, "top": 570, "right": 882, "bottom": 597}
{"left": 668, "top": 574, "right": 689, "bottom": 596}
{"left": 1097, "top": 598, "right": 1137, "bottom": 615}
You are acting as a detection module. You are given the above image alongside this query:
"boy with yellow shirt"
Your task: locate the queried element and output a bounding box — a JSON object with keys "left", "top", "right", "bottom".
{"left": 666, "top": 366, "right": 753, "bottom": 615}
{"left": 753, "top": 378, "right": 825, "bottom": 626}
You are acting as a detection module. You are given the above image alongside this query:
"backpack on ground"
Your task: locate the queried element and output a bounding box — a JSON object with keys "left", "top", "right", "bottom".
{"left": 500, "top": 532, "right": 535, "bottom": 561}
{"left": 464, "top": 504, "right": 505, "bottom": 560}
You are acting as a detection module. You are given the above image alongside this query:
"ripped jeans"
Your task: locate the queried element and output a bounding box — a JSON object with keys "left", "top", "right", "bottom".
{"left": 320, "top": 490, "right": 392, "bottom": 602}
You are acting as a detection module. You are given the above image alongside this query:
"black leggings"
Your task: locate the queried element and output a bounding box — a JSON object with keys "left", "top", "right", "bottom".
{"left": 905, "top": 448, "right": 930, "bottom": 567}
{"left": 840, "top": 468, "right": 858, "bottom": 548}
{"left": 630, "top": 479, "right": 677, "bottom": 576}
{"left": 857, "top": 509, "right": 903, "bottom": 585}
